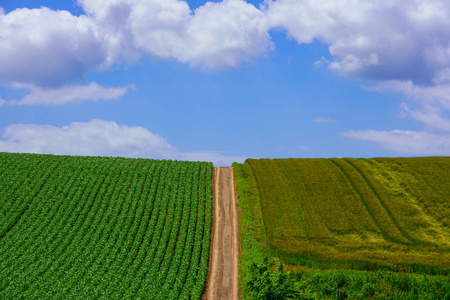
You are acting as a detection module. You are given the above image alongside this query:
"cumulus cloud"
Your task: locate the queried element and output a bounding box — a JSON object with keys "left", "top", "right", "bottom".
{"left": 181, "top": 0, "right": 272, "bottom": 68}
{"left": 3, "top": 0, "right": 450, "bottom": 88}
{"left": 79, "top": 0, "right": 272, "bottom": 69}
{"left": 341, "top": 129, "right": 450, "bottom": 155}
{"left": 0, "top": 119, "right": 242, "bottom": 166}
{"left": 1, "top": 83, "right": 131, "bottom": 106}
{"left": 78, "top": 0, "right": 190, "bottom": 65}
{"left": 0, "top": 7, "right": 104, "bottom": 87}
{"left": 0, "top": 119, "right": 173, "bottom": 158}
{"left": 0, "top": 0, "right": 272, "bottom": 90}
{"left": 266, "top": 0, "right": 450, "bottom": 84}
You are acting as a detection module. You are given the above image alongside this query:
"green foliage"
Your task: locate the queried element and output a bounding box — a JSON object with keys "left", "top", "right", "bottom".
{"left": 0, "top": 152, "right": 213, "bottom": 299}
{"left": 233, "top": 162, "right": 274, "bottom": 298}
{"left": 245, "top": 258, "right": 299, "bottom": 300}
{"left": 293, "top": 269, "right": 450, "bottom": 299}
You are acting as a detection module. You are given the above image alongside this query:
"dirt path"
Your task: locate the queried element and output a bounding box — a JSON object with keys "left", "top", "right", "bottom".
{"left": 203, "top": 167, "right": 240, "bottom": 300}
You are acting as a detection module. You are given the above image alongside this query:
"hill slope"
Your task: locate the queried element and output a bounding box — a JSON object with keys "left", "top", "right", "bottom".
{"left": 246, "top": 157, "right": 450, "bottom": 269}
{"left": 0, "top": 152, "right": 212, "bottom": 299}
{"left": 234, "top": 158, "right": 450, "bottom": 299}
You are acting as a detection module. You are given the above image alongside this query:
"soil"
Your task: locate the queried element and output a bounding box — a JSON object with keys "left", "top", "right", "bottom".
{"left": 203, "top": 167, "right": 240, "bottom": 300}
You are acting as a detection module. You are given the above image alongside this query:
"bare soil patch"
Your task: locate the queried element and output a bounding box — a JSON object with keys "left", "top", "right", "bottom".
{"left": 203, "top": 167, "right": 239, "bottom": 300}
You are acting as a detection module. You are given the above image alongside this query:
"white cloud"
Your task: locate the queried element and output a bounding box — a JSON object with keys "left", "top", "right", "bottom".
{"left": 369, "top": 80, "right": 450, "bottom": 110}
{"left": 0, "top": 119, "right": 242, "bottom": 166}
{"left": 266, "top": 0, "right": 450, "bottom": 84}
{"left": 79, "top": 0, "right": 190, "bottom": 65}
{"left": 80, "top": 0, "right": 272, "bottom": 69}
{"left": 1, "top": 83, "right": 131, "bottom": 106}
{"left": 0, "top": 0, "right": 272, "bottom": 90}
{"left": 3, "top": 0, "right": 450, "bottom": 88}
{"left": 0, "top": 7, "right": 105, "bottom": 87}
{"left": 342, "top": 129, "right": 450, "bottom": 155}
{"left": 345, "top": 79, "right": 450, "bottom": 153}
{"left": 312, "top": 117, "right": 336, "bottom": 123}
{"left": 181, "top": 0, "right": 272, "bottom": 68}
{"left": 366, "top": 80, "right": 450, "bottom": 132}
{"left": 314, "top": 57, "right": 330, "bottom": 67}
{"left": 0, "top": 119, "right": 173, "bottom": 158}
{"left": 399, "top": 103, "right": 450, "bottom": 132}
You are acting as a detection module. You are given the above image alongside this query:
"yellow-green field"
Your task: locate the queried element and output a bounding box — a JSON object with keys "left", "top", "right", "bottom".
{"left": 246, "top": 157, "right": 450, "bottom": 270}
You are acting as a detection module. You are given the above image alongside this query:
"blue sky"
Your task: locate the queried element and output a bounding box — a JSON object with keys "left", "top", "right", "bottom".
{"left": 1, "top": 0, "right": 449, "bottom": 166}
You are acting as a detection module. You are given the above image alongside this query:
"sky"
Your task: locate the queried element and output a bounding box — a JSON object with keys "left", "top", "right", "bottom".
{"left": 1, "top": 0, "right": 450, "bottom": 166}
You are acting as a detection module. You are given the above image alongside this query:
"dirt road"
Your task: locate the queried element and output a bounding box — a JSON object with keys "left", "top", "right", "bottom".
{"left": 203, "top": 167, "right": 240, "bottom": 300}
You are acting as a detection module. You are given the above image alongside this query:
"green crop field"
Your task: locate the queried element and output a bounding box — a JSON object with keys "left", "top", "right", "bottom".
{"left": 0, "top": 152, "right": 212, "bottom": 299}
{"left": 234, "top": 158, "right": 450, "bottom": 299}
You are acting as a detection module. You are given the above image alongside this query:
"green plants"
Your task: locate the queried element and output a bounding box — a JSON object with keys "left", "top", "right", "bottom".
{"left": 0, "top": 153, "right": 213, "bottom": 299}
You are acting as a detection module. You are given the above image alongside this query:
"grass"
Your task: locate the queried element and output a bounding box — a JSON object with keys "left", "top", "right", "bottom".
{"left": 245, "top": 157, "right": 450, "bottom": 271}
{"left": 234, "top": 158, "right": 450, "bottom": 299}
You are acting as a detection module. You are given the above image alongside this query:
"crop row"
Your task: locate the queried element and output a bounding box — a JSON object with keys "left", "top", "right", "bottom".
{"left": 0, "top": 153, "right": 212, "bottom": 299}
